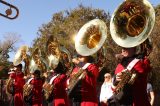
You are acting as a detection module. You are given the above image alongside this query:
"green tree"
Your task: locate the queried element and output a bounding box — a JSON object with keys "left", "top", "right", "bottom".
{"left": 31, "top": 5, "right": 121, "bottom": 79}
{"left": 31, "top": 4, "right": 160, "bottom": 91}
{"left": 34, "top": 5, "right": 111, "bottom": 51}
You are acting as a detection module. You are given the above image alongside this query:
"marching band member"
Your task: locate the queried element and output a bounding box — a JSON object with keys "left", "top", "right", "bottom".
{"left": 108, "top": 47, "right": 151, "bottom": 106}
{"left": 68, "top": 55, "right": 99, "bottom": 106}
{"left": 50, "top": 62, "right": 69, "bottom": 106}
{"left": 24, "top": 69, "right": 43, "bottom": 106}
{"left": 78, "top": 55, "right": 99, "bottom": 106}
{"left": 8, "top": 64, "right": 25, "bottom": 106}
{"left": 30, "top": 70, "right": 43, "bottom": 106}
{"left": 67, "top": 56, "right": 82, "bottom": 106}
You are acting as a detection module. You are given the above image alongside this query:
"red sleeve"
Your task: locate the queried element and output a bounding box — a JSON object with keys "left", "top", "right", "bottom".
{"left": 87, "top": 64, "right": 99, "bottom": 78}
{"left": 84, "top": 64, "right": 99, "bottom": 87}
{"left": 10, "top": 73, "right": 16, "bottom": 79}
{"left": 144, "top": 58, "right": 151, "bottom": 71}
{"left": 81, "top": 64, "right": 99, "bottom": 101}
{"left": 115, "top": 64, "right": 124, "bottom": 74}
{"left": 54, "top": 74, "right": 67, "bottom": 85}
{"left": 134, "top": 59, "right": 151, "bottom": 73}
{"left": 14, "top": 72, "right": 25, "bottom": 88}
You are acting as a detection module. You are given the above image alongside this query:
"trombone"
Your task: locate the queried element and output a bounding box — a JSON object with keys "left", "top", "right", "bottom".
{"left": 0, "top": 0, "right": 19, "bottom": 19}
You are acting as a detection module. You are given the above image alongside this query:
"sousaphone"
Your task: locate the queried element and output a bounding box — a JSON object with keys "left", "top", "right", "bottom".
{"left": 43, "top": 36, "right": 61, "bottom": 101}
{"left": 60, "top": 46, "right": 71, "bottom": 64}
{"left": 68, "top": 19, "right": 108, "bottom": 96}
{"left": 109, "top": 0, "right": 155, "bottom": 94}
{"left": 13, "top": 45, "right": 28, "bottom": 66}
{"left": 75, "top": 19, "right": 107, "bottom": 56}
{"left": 13, "top": 45, "right": 30, "bottom": 75}
{"left": 59, "top": 46, "right": 73, "bottom": 74}
{"left": 110, "top": 0, "right": 155, "bottom": 48}
{"left": 29, "top": 48, "right": 47, "bottom": 73}
{"left": 46, "top": 36, "right": 61, "bottom": 70}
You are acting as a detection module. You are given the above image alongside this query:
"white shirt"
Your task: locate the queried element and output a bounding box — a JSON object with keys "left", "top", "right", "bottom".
{"left": 99, "top": 82, "right": 113, "bottom": 102}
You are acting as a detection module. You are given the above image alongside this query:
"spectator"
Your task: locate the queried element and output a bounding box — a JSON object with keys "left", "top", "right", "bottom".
{"left": 100, "top": 73, "right": 113, "bottom": 106}
{"left": 147, "top": 82, "right": 155, "bottom": 106}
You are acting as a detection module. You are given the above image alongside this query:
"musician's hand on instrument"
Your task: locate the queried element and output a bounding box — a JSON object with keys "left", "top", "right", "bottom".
{"left": 24, "top": 76, "right": 27, "bottom": 79}
{"left": 116, "top": 72, "right": 122, "bottom": 81}
{"left": 43, "top": 72, "right": 48, "bottom": 78}
{"left": 116, "top": 69, "right": 128, "bottom": 81}
{"left": 72, "top": 58, "right": 79, "bottom": 65}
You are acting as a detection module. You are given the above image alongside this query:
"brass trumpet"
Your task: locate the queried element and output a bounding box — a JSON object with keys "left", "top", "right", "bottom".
{"left": 0, "top": 0, "right": 19, "bottom": 19}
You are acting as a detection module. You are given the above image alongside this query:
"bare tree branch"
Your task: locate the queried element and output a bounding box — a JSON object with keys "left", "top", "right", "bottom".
{"left": 0, "top": 32, "right": 21, "bottom": 61}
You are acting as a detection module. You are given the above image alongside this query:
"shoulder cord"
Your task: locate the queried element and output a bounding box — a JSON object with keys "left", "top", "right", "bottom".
{"left": 49, "top": 74, "right": 60, "bottom": 85}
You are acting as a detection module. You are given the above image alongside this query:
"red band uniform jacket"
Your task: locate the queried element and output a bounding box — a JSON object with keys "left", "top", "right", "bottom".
{"left": 30, "top": 78, "right": 43, "bottom": 106}
{"left": 52, "top": 74, "right": 69, "bottom": 106}
{"left": 10, "top": 72, "right": 25, "bottom": 106}
{"left": 115, "top": 58, "right": 151, "bottom": 106}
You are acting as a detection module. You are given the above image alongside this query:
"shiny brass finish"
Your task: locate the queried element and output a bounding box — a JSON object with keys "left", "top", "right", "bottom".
{"left": 110, "top": 0, "right": 155, "bottom": 48}
{"left": 30, "top": 48, "right": 46, "bottom": 73}
{"left": 75, "top": 19, "right": 107, "bottom": 56}
{"left": 110, "top": 0, "right": 155, "bottom": 96}
{"left": 96, "top": 44, "right": 107, "bottom": 71}
{"left": 127, "top": 14, "right": 146, "bottom": 36}
{"left": 13, "top": 45, "right": 28, "bottom": 66}
{"left": 60, "top": 46, "right": 73, "bottom": 74}
{"left": 23, "top": 83, "right": 33, "bottom": 97}
{"left": 0, "top": 0, "right": 19, "bottom": 19}
{"left": 43, "top": 82, "right": 54, "bottom": 100}
{"left": 6, "top": 78, "right": 14, "bottom": 95}
{"left": 117, "top": 1, "right": 146, "bottom": 37}
{"left": 114, "top": 70, "right": 132, "bottom": 94}
{"left": 67, "top": 68, "right": 86, "bottom": 97}
{"left": 13, "top": 45, "right": 30, "bottom": 75}
{"left": 80, "top": 25, "right": 101, "bottom": 49}
{"left": 46, "top": 36, "right": 60, "bottom": 69}
{"left": 32, "top": 48, "right": 43, "bottom": 68}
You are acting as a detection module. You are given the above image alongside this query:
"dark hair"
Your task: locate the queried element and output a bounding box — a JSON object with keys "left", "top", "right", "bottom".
{"left": 122, "top": 47, "right": 136, "bottom": 51}
{"left": 33, "top": 70, "right": 41, "bottom": 77}
{"left": 54, "top": 62, "right": 65, "bottom": 74}
{"left": 76, "top": 54, "right": 82, "bottom": 58}
{"left": 15, "top": 64, "right": 22, "bottom": 69}
{"left": 72, "top": 54, "right": 78, "bottom": 58}
{"left": 87, "top": 56, "right": 94, "bottom": 63}
{"left": 81, "top": 56, "right": 95, "bottom": 63}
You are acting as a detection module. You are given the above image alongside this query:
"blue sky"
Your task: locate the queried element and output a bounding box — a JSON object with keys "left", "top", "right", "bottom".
{"left": 0, "top": 0, "right": 159, "bottom": 61}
